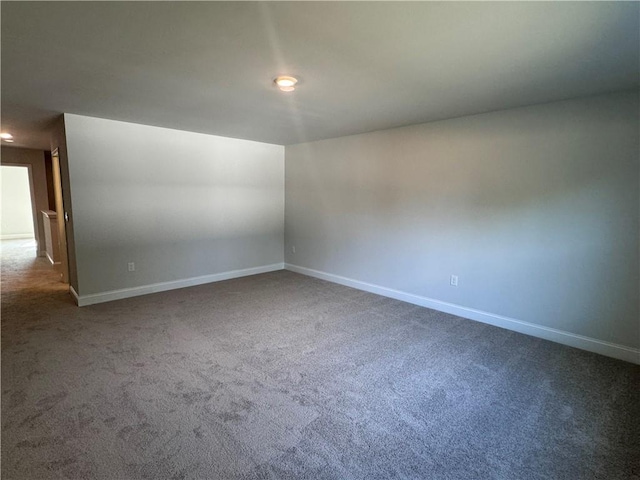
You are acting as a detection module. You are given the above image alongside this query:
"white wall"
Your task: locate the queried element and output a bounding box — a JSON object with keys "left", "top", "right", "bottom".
{"left": 1, "top": 147, "right": 49, "bottom": 254}
{"left": 64, "top": 114, "right": 284, "bottom": 300}
{"left": 0, "top": 166, "right": 35, "bottom": 239}
{"left": 285, "top": 91, "right": 639, "bottom": 359}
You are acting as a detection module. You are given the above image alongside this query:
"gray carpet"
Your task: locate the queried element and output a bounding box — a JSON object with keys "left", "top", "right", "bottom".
{"left": 2, "top": 239, "right": 639, "bottom": 480}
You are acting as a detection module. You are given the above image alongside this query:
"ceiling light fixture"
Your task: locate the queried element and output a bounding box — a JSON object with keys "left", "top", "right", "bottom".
{"left": 274, "top": 76, "right": 298, "bottom": 92}
{"left": 0, "top": 133, "right": 13, "bottom": 140}
{"left": 4, "top": 139, "right": 14, "bottom": 143}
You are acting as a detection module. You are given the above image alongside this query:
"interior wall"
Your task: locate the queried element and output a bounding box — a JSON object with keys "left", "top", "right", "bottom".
{"left": 1, "top": 147, "right": 49, "bottom": 255}
{"left": 63, "top": 114, "right": 284, "bottom": 297}
{"left": 285, "top": 90, "right": 639, "bottom": 351}
{"left": 0, "top": 166, "right": 35, "bottom": 238}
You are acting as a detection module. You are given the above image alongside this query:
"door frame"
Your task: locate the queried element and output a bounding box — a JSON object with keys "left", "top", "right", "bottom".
{"left": 51, "top": 148, "right": 69, "bottom": 283}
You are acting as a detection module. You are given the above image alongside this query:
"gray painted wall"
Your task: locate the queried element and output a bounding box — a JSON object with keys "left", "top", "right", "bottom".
{"left": 64, "top": 114, "right": 284, "bottom": 296}
{"left": 285, "top": 91, "right": 639, "bottom": 349}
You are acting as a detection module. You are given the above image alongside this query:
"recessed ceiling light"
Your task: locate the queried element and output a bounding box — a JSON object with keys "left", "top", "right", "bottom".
{"left": 274, "top": 76, "right": 298, "bottom": 92}
{"left": 0, "top": 133, "right": 13, "bottom": 140}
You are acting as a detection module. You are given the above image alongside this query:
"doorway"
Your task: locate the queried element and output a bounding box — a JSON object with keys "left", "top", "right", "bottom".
{"left": 51, "top": 148, "right": 69, "bottom": 284}
{"left": 0, "top": 165, "right": 37, "bottom": 247}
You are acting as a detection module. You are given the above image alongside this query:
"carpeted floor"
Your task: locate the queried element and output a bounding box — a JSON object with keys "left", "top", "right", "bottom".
{"left": 2, "top": 239, "right": 639, "bottom": 479}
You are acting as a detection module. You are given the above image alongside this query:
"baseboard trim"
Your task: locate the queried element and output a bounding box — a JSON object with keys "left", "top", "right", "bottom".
{"left": 285, "top": 263, "right": 639, "bottom": 365}
{"left": 45, "top": 252, "right": 60, "bottom": 265}
{"left": 69, "top": 285, "right": 80, "bottom": 305}
{"left": 76, "top": 263, "right": 285, "bottom": 307}
{"left": 0, "top": 234, "right": 34, "bottom": 240}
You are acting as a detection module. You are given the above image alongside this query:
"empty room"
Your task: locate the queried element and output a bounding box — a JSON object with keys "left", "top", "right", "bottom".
{"left": 1, "top": 2, "right": 638, "bottom": 479}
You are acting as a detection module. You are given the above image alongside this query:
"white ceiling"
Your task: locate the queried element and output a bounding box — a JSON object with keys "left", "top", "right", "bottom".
{"left": 2, "top": 2, "right": 638, "bottom": 150}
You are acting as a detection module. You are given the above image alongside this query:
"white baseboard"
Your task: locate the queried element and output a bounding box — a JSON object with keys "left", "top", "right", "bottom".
{"left": 75, "top": 263, "right": 285, "bottom": 307}
{"left": 0, "top": 234, "right": 34, "bottom": 240}
{"left": 69, "top": 285, "right": 79, "bottom": 305}
{"left": 285, "top": 263, "right": 639, "bottom": 365}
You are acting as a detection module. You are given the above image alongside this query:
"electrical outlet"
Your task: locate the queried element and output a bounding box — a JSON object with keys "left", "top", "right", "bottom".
{"left": 291, "top": 246, "right": 296, "bottom": 254}
{"left": 128, "top": 262, "right": 135, "bottom": 272}
{"left": 450, "top": 275, "right": 458, "bottom": 287}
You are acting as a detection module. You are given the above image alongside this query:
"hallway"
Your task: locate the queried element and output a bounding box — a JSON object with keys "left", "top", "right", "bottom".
{"left": 1, "top": 238, "right": 71, "bottom": 318}
{"left": 1, "top": 238, "right": 76, "bottom": 396}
